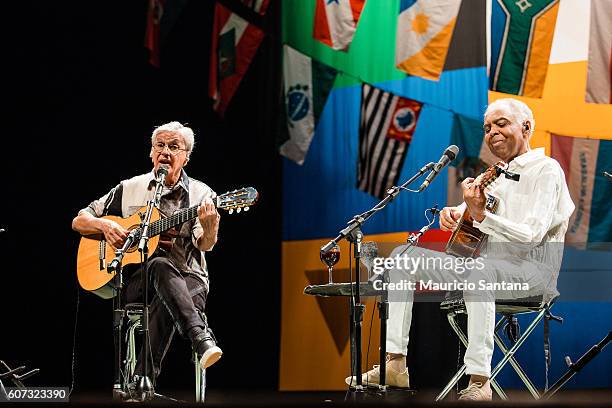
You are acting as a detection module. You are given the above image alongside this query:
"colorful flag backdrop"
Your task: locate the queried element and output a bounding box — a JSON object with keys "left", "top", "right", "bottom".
{"left": 489, "top": 0, "right": 560, "bottom": 97}
{"left": 282, "top": 0, "right": 612, "bottom": 391}
{"left": 281, "top": 0, "right": 487, "bottom": 390}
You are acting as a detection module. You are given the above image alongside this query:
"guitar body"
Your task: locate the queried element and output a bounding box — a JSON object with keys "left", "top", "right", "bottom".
{"left": 445, "top": 195, "right": 499, "bottom": 258}
{"left": 76, "top": 207, "right": 161, "bottom": 299}
{"left": 445, "top": 162, "right": 508, "bottom": 258}
{"left": 76, "top": 186, "right": 259, "bottom": 299}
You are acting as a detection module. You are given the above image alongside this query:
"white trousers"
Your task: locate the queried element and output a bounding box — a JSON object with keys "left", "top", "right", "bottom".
{"left": 384, "top": 245, "right": 550, "bottom": 377}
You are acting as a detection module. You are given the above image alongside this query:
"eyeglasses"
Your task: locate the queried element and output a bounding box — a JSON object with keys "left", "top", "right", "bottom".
{"left": 152, "top": 141, "right": 188, "bottom": 155}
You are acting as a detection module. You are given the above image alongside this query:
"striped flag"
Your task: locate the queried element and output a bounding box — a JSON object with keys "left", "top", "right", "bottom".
{"left": 357, "top": 84, "right": 422, "bottom": 199}
{"left": 395, "top": 0, "right": 462, "bottom": 81}
{"left": 586, "top": 0, "right": 612, "bottom": 104}
{"left": 313, "top": 0, "right": 366, "bottom": 51}
{"left": 551, "top": 134, "right": 612, "bottom": 248}
{"left": 209, "top": 2, "right": 266, "bottom": 116}
{"left": 490, "top": 0, "right": 560, "bottom": 98}
{"left": 280, "top": 46, "right": 338, "bottom": 165}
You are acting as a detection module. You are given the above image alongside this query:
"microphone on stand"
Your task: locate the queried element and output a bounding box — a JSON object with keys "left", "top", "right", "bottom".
{"left": 418, "top": 145, "right": 459, "bottom": 192}
{"left": 154, "top": 164, "right": 170, "bottom": 205}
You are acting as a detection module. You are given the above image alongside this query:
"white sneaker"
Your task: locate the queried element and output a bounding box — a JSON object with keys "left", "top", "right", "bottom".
{"left": 458, "top": 381, "right": 492, "bottom": 401}
{"left": 199, "top": 345, "right": 223, "bottom": 369}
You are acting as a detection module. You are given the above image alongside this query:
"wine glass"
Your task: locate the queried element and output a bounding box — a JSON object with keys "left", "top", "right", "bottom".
{"left": 320, "top": 243, "right": 340, "bottom": 284}
{"left": 361, "top": 241, "right": 378, "bottom": 277}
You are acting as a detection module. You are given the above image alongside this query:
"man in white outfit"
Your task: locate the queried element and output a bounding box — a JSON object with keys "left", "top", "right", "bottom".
{"left": 346, "top": 98, "right": 574, "bottom": 401}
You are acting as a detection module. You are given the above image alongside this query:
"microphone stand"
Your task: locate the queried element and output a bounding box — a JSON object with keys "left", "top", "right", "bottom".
{"left": 107, "top": 229, "right": 140, "bottom": 401}
{"left": 367, "top": 206, "right": 439, "bottom": 392}
{"left": 321, "top": 162, "right": 434, "bottom": 394}
{"left": 133, "top": 174, "right": 165, "bottom": 401}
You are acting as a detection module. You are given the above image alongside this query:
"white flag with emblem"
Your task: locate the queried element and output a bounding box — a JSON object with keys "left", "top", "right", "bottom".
{"left": 280, "top": 46, "right": 337, "bottom": 165}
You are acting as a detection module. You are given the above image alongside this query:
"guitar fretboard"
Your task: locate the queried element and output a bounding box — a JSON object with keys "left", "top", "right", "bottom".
{"left": 148, "top": 205, "right": 199, "bottom": 237}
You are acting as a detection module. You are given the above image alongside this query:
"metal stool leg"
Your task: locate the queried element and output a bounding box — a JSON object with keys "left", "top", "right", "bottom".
{"left": 489, "top": 309, "right": 547, "bottom": 387}
{"left": 435, "top": 312, "right": 507, "bottom": 401}
{"left": 194, "top": 352, "right": 206, "bottom": 403}
{"left": 494, "top": 326, "right": 541, "bottom": 399}
{"left": 125, "top": 318, "right": 141, "bottom": 389}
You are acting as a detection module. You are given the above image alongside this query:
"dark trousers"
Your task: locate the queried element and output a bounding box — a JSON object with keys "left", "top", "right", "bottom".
{"left": 124, "top": 257, "right": 209, "bottom": 380}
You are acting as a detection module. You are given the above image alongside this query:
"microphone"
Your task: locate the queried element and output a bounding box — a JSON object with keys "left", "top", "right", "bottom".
{"left": 156, "top": 164, "right": 169, "bottom": 185}
{"left": 418, "top": 145, "right": 459, "bottom": 192}
{"left": 154, "top": 164, "right": 170, "bottom": 205}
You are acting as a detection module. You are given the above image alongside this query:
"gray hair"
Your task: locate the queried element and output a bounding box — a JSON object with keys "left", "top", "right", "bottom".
{"left": 485, "top": 98, "right": 535, "bottom": 138}
{"left": 151, "top": 121, "right": 195, "bottom": 158}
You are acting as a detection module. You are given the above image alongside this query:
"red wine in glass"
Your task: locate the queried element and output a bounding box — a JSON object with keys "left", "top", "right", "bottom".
{"left": 320, "top": 244, "right": 340, "bottom": 284}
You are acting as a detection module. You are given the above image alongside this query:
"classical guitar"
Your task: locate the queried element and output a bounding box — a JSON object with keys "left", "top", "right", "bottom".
{"left": 77, "top": 187, "right": 258, "bottom": 299}
{"left": 445, "top": 162, "right": 507, "bottom": 258}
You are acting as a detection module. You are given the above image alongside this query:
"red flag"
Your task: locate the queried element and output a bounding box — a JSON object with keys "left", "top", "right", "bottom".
{"left": 209, "top": 2, "right": 266, "bottom": 116}
{"left": 313, "top": 0, "right": 366, "bottom": 51}
{"left": 145, "top": 0, "right": 165, "bottom": 67}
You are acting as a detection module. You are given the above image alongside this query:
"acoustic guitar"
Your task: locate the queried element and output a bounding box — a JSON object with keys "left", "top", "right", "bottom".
{"left": 445, "top": 162, "right": 507, "bottom": 258}
{"left": 77, "top": 187, "right": 258, "bottom": 299}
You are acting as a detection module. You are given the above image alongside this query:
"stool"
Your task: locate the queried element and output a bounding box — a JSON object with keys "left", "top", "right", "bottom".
{"left": 124, "top": 303, "right": 206, "bottom": 403}
{"left": 435, "top": 293, "right": 560, "bottom": 401}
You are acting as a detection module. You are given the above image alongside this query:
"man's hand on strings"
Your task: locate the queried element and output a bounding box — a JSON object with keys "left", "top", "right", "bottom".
{"left": 440, "top": 207, "right": 462, "bottom": 231}
{"left": 101, "top": 219, "right": 129, "bottom": 248}
{"left": 461, "top": 178, "right": 486, "bottom": 223}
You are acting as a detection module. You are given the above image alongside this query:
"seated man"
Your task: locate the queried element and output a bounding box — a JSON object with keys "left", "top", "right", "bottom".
{"left": 72, "top": 121, "right": 222, "bottom": 382}
{"left": 346, "top": 98, "right": 574, "bottom": 400}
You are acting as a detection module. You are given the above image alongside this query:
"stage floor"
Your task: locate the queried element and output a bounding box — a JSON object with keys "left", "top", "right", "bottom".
{"left": 65, "top": 388, "right": 612, "bottom": 406}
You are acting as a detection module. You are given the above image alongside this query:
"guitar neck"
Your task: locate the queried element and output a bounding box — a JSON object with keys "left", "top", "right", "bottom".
{"left": 148, "top": 204, "right": 200, "bottom": 237}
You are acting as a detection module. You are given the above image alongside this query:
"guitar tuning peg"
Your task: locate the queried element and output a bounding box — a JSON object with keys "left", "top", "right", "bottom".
{"left": 237, "top": 207, "right": 242, "bottom": 213}
{"left": 229, "top": 209, "right": 234, "bottom": 215}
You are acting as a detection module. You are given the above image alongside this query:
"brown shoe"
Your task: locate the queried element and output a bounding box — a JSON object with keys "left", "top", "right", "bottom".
{"left": 344, "top": 364, "right": 409, "bottom": 388}
{"left": 458, "top": 381, "right": 492, "bottom": 401}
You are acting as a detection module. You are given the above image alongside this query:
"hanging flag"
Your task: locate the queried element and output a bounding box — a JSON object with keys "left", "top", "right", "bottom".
{"left": 145, "top": 0, "right": 165, "bottom": 67}
{"left": 395, "top": 0, "right": 462, "bottom": 81}
{"left": 313, "top": 0, "right": 366, "bottom": 51}
{"left": 240, "top": 0, "right": 270, "bottom": 15}
{"left": 280, "top": 46, "right": 338, "bottom": 165}
{"left": 490, "top": 0, "right": 560, "bottom": 98}
{"left": 551, "top": 134, "right": 612, "bottom": 248}
{"left": 209, "top": 2, "right": 266, "bottom": 116}
{"left": 357, "top": 84, "right": 422, "bottom": 199}
{"left": 586, "top": 0, "right": 612, "bottom": 104}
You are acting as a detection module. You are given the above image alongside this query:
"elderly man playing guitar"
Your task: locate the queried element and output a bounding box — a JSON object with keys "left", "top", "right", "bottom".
{"left": 346, "top": 98, "right": 574, "bottom": 401}
{"left": 72, "top": 122, "right": 223, "bottom": 383}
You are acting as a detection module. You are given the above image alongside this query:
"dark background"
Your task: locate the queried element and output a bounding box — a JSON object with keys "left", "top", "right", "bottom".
{"left": 1, "top": 0, "right": 460, "bottom": 399}
{"left": 2, "top": 0, "right": 282, "bottom": 395}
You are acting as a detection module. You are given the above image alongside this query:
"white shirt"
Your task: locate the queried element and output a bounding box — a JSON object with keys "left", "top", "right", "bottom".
{"left": 465, "top": 148, "right": 575, "bottom": 275}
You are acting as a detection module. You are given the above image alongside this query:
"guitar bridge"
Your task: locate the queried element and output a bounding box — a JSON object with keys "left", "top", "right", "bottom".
{"left": 99, "top": 240, "right": 106, "bottom": 270}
